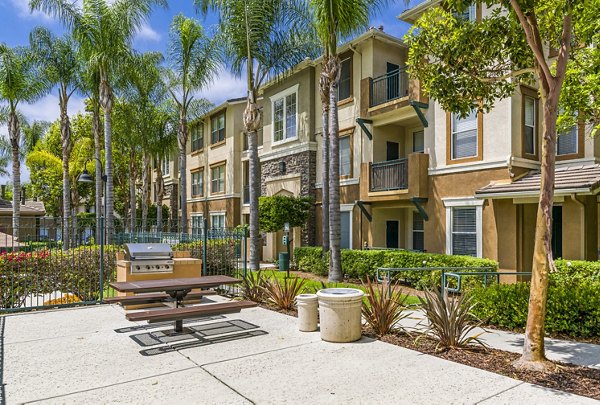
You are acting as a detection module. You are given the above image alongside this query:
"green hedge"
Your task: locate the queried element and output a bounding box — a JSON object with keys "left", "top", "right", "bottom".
{"left": 294, "top": 247, "right": 497, "bottom": 290}
{"left": 553, "top": 259, "right": 600, "bottom": 283}
{"left": 471, "top": 280, "right": 600, "bottom": 338}
{"left": 173, "top": 240, "right": 239, "bottom": 276}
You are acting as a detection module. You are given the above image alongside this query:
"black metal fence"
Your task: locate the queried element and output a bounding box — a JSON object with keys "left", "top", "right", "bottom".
{"left": 0, "top": 218, "right": 247, "bottom": 313}
{"left": 369, "top": 158, "right": 408, "bottom": 192}
{"left": 370, "top": 67, "right": 410, "bottom": 107}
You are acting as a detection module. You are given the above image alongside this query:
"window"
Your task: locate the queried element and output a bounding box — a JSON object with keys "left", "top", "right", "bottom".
{"left": 413, "top": 130, "right": 424, "bottom": 153}
{"left": 211, "top": 164, "right": 225, "bottom": 194}
{"left": 340, "top": 209, "right": 352, "bottom": 249}
{"left": 338, "top": 56, "right": 352, "bottom": 101}
{"left": 191, "top": 170, "right": 203, "bottom": 197}
{"left": 273, "top": 91, "right": 297, "bottom": 143}
{"left": 451, "top": 207, "right": 477, "bottom": 256}
{"left": 191, "top": 214, "right": 203, "bottom": 236}
{"left": 451, "top": 109, "right": 478, "bottom": 159}
{"left": 161, "top": 153, "right": 170, "bottom": 176}
{"left": 191, "top": 124, "right": 204, "bottom": 152}
{"left": 557, "top": 126, "right": 578, "bottom": 156}
{"left": 211, "top": 113, "right": 225, "bottom": 145}
{"left": 523, "top": 96, "right": 537, "bottom": 156}
{"left": 454, "top": 4, "right": 476, "bottom": 21}
{"left": 210, "top": 213, "right": 225, "bottom": 230}
{"left": 339, "top": 135, "right": 352, "bottom": 177}
{"left": 412, "top": 212, "right": 424, "bottom": 251}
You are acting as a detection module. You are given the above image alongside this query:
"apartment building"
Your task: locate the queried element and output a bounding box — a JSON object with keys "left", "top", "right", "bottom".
{"left": 154, "top": 14, "right": 599, "bottom": 271}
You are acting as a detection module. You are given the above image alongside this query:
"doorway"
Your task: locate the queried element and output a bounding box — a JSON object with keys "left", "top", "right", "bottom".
{"left": 386, "top": 141, "right": 399, "bottom": 161}
{"left": 387, "top": 62, "right": 400, "bottom": 100}
{"left": 386, "top": 220, "right": 399, "bottom": 249}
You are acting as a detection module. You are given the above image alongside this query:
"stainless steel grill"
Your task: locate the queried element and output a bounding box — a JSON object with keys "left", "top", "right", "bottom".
{"left": 124, "top": 243, "right": 174, "bottom": 274}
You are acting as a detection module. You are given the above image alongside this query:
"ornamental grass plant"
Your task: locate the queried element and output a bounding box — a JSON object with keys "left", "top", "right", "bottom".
{"left": 362, "top": 277, "right": 410, "bottom": 336}
{"left": 263, "top": 276, "right": 308, "bottom": 311}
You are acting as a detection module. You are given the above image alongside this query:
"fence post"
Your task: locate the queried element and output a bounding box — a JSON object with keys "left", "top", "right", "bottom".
{"left": 202, "top": 218, "right": 208, "bottom": 276}
{"left": 243, "top": 229, "right": 247, "bottom": 278}
{"left": 99, "top": 215, "right": 105, "bottom": 303}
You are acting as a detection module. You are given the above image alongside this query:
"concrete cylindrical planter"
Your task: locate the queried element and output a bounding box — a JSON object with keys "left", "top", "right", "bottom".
{"left": 296, "top": 293, "right": 319, "bottom": 332}
{"left": 316, "top": 288, "right": 364, "bottom": 343}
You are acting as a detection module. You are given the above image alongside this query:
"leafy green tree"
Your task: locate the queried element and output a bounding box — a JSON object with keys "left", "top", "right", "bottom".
{"left": 405, "top": 0, "right": 598, "bottom": 370}
{"left": 164, "top": 14, "right": 217, "bottom": 232}
{"left": 0, "top": 44, "right": 50, "bottom": 236}
{"left": 30, "top": 0, "right": 167, "bottom": 238}
{"left": 258, "top": 195, "right": 312, "bottom": 233}
{"left": 30, "top": 27, "right": 81, "bottom": 248}
{"left": 198, "top": 0, "right": 318, "bottom": 271}
{"left": 309, "top": 0, "right": 386, "bottom": 281}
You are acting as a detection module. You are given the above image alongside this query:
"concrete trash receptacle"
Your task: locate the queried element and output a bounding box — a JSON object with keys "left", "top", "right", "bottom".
{"left": 296, "top": 293, "right": 318, "bottom": 332}
{"left": 316, "top": 288, "right": 364, "bottom": 342}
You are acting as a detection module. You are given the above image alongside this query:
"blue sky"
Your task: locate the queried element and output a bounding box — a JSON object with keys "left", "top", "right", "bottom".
{"left": 0, "top": 0, "right": 419, "bottom": 182}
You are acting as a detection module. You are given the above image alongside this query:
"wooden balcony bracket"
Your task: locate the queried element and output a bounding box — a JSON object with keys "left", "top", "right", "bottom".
{"left": 410, "top": 101, "right": 429, "bottom": 128}
{"left": 410, "top": 197, "right": 429, "bottom": 221}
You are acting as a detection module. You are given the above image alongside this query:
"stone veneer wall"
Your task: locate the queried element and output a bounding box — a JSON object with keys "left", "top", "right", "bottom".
{"left": 260, "top": 150, "right": 317, "bottom": 246}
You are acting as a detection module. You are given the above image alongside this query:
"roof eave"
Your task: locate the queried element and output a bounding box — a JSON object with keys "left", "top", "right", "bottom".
{"left": 475, "top": 188, "right": 592, "bottom": 199}
{"left": 397, "top": 0, "right": 442, "bottom": 24}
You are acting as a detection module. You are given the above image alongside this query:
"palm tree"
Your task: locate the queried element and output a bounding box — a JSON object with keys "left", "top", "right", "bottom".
{"left": 122, "top": 52, "right": 167, "bottom": 231}
{"left": 30, "top": 27, "right": 81, "bottom": 248}
{"left": 310, "top": 0, "right": 386, "bottom": 282}
{"left": 30, "top": 0, "right": 167, "bottom": 238}
{"left": 150, "top": 110, "right": 177, "bottom": 230}
{"left": 0, "top": 44, "right": 50, "bottom": 237}
{"left": 164, "top": 14, "right": 219, "bottom": 233}
{"left": 198, "top": 0, "right": 318, "bottom": 271}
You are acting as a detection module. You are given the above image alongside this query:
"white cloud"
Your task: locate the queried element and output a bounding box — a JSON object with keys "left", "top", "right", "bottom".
{"left": 195, "top": 68, "right": 247, "bottom": 106}
{"left": 18, "top": 93, "right": 87, "bottom": 124}
{"left": 9, "top": 0, "right": 53, "bottom": 20}
{"left": 136, "top": 23, "right": 161, "bottom": 42}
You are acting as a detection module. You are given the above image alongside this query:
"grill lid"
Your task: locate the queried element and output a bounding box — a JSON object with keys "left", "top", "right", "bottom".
{"left": 124, "top": 243, "right": 173, "bottom": 260}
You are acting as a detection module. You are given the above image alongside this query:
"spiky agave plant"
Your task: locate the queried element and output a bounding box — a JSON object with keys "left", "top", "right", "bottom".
{"left": 362, "top": 277, "right": 409, "bottom": 336}
{"left": 417, "top": 289, "right": 487, "bottom": 352}
{"left": 263, "top": 276, "right": 308, "bottom": 311}
{"left": 239, "top": 270, "right": 267, "bottom": 303}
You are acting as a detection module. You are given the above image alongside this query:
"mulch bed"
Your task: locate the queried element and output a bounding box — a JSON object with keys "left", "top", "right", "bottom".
{"left": 260, "top": 303, "right": 600, "bottom": 400}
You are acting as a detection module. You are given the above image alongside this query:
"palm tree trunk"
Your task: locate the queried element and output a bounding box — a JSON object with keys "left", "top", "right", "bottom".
{"left": 245, "top": 96, "right": 262, "bottom": 271}
{"left": 8, "top": 109, "right": 20, "bottom": 240}
{"left": 99, "top": 75, "right": 114, "bottom": 242}
{"left": 141, "top": 152, "right": 150, "bottom": 231}
{"left": 60, "top": 88, "right": 72, "bottom": 250}
{"left": 178, "top": 111, "right": 188, "bottom": 233}
{"left": 514, "top": 85, "right": 559, "bottom": 371}
{"left": 92, "top": 101, "right": 102, "bottom": 243}
{"left": 156, "top": 158, "right": 164, "bottom": 232}
{"left": 320, "top": 64, "right": 330, "bottom": 254}
{"left": 129, "top": 151, "right": 137, "bottom": 232}
{"left": 328, "top": 57, "right": 342, "bottom": 282}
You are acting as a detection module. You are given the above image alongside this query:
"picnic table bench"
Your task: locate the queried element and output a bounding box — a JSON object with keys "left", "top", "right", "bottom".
{"left": 104, "top": 290, "right": 216, "bottom": 306}
{"left": 109, "top": 276, "right": 257, "bottom": 334}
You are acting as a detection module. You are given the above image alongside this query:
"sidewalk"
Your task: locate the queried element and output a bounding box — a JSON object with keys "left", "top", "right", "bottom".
{"left": 2, "top": 302, "right": 596, "bottom": 404}
{"left": 399, "top": 310, "right": 600, "bottom": 369}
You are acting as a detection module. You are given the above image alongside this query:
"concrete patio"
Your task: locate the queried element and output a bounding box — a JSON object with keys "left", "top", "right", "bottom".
{"left": 1, "top": 299, "right": 597, "bottom": 404}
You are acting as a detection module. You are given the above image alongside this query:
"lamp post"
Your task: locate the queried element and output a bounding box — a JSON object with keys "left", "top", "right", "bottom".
{"left": 78, "top": 158, "right": 107, "bottom": 303}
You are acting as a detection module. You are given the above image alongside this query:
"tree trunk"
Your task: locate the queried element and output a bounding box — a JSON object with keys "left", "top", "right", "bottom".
{"left": 60, "top": 87, "right": 72, "bottom": 250}
{"left": 156, "top": 157, "right": 164, "bottom": 232}
{"left": 514, "top": 85, "right": 559, "bottom": 371}
{"left": 320, "top": 62, "right": 330, "bottom": 255}
{"left": 8, "top": 109, "right": 20, "bottom": 240}
{"left": 129, "top": 151, "right": 137, "bottom": 232}
{"left": 99, "top": 75, "right": 114, "bottom": 241}
{"left": 178, "top": 110, "right": 188, "bottom": 233}
{"left": 141, "top": 152, "right": 150, "bottom": 231}
{"left": 92, "top": 100, "right": 102, "bottom": 243}
{"left": 327, "top": 56, "right": 342, "bottom": 282}
{"left": 244, "top": 94, "right": 262, "bottom": 271}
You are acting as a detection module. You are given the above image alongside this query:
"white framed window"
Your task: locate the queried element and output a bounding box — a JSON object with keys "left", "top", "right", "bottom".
{"left": 191, "top": 214, "right": 204, "bottom": 236}
{"left": 340, "top": 204, "right": 354, "bottom": 249}
{"left": 412, "top": 212, "right": 424, "bottom": 251}
{"left": 271, "top": 84, "right": 299, "bottom": 143}
{"left": 557, "top": 126, "right": 578, "bottom": 156}
{"left": 443, "top": 197, "right": 483, "bottom": 258}
{"left": 161, "top": 153, "right": 171, "bottom": 176}
{"left": 210, "top": 213, "right": 226, "bottom": 230}
{"left": 339, "top": 135, "right": 352, "bottom": 177}
{"left": 524, "top": 96, "right": 536, "bottom": 155}
{"left": 191, "top": 170, "right": 203, "bottom": 197}
{"left": 451, "top": 109, "right": 478, "bottom": 159}
{"left": 455, "top": 4, "right": 476, "bottom": 21}
{"left": 338, "top": 56, "right": 352, "bottom": 101}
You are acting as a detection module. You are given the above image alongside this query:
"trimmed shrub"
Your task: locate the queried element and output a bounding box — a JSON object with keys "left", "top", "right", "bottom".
{"left": 471, "top": 280, "right": 600, "bottom": 338}
{"left": 173, "top": 240, "right": 239, "bottom": 276}
{"left": 294, "top": 247, "right": 497, "bottom": 290}
{"left": 553, "top": 259, "right": 600, "bottom": 283}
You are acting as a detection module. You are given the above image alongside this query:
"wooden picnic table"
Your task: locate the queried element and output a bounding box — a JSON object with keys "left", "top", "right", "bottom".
{"left": 109, "top": 275, "right": 250, "bottom": 334}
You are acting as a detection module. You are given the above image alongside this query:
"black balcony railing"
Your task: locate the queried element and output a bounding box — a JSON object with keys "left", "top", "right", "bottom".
{"left": 370, "top": 158, "right": 408, "bottom": 192}
{"left": 243, "top": 185, "right": 250, "bottom": 204}
{"left": 370, "top": 68, "right": 409, "bottom": 107}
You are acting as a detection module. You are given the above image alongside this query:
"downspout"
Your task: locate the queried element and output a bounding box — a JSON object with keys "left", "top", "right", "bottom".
{"left": 570, "top": 194, "right": 586, "bottom": 259}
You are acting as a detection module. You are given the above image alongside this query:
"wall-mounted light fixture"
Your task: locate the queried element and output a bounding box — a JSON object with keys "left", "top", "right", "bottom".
{"left": 279, "top": 161, "right": 286, "bottom": 175}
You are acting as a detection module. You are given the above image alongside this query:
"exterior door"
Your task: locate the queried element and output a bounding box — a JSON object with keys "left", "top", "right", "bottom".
{"left": 386, "top": 220, "right": 399, "bottom": 249}
{"left": 386, "top": 141, "right": 399, "bottom": 161}
{"left": 387, "top": 62, "right": 400, "bottom": 100}
{"left": 552, "top": 206, "right": 563, "bottom": 259}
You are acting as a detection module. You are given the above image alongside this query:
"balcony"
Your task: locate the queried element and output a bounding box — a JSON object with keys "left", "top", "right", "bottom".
{"left": 369, "top": 159, "right": 408, "bottom": 192}
{"left": 369, "top": 68, "right": 409, "bottom": 108}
